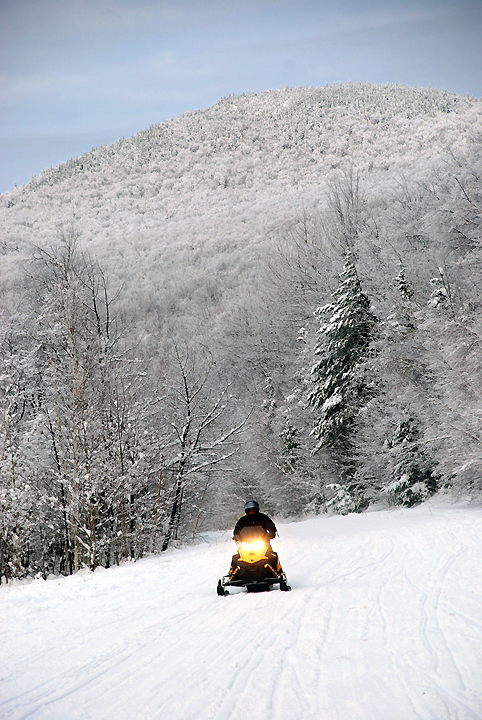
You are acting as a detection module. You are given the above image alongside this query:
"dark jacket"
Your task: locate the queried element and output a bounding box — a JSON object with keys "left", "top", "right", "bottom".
{"left": 233, "top": 512, "right": 277, "bottom": 541}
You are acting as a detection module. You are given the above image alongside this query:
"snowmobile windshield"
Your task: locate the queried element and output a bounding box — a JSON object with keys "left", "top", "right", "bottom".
{"left": 238, "top": 526, "right": 267, "bottom": 542}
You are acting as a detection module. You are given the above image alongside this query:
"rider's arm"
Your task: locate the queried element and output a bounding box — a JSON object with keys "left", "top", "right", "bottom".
{"left": 263, "top": 515, "right": 277, "bottom": 539}
{"left": 233, "top": 517, "right": 244, "bottom": 540}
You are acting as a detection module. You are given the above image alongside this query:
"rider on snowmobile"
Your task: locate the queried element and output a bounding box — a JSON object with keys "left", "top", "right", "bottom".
{"left": 230, "top": 500, "right": 281, "bottom": 577}
{"left": 233, "top": 500, "right": 277, "bottom": 540}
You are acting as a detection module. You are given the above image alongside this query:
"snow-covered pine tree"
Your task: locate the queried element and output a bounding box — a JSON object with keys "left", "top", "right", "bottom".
{"left": 308, "top": 251, "right": 378, "bottom": 507}
{"left": 385, "top": 417, "right": 440, "bottom": 507}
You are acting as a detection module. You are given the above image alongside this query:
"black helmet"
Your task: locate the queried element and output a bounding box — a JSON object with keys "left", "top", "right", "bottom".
{"left": 244, "top": 500, "right": 259, "bottom": 513}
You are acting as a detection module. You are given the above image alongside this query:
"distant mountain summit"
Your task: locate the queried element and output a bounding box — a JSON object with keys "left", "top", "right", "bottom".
{"left": 1, "top": 83, "right": 480, "bottom": 279}
{"left": 23, "top": 83, "right": 472, "bottom": 189}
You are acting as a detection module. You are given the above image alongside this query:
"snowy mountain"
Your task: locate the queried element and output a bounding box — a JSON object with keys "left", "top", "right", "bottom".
{"left": 2, "top": 503, "right": 482, "bottom": 720}
{"left": 2, "top": 84, "right": 480, "bottom": 290}
{"left": 1, "top": 83, "right": 480, "bottom": 334}
{"left": 1, "top": 84, "right": 482, "bottom": 583}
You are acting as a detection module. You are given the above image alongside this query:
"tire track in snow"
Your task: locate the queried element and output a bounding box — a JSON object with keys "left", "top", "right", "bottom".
{"left": 401, "top": 542, "right": 478, "bottom": 719}
{"left": 207, "top": 588, "right": 324, "bottom": 720}
{"left": 374, "top": 522, "right": 479, "bottom": 720}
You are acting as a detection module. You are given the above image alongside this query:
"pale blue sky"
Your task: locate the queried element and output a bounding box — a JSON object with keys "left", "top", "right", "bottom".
{"left": 1, "top": 0, "right": 481, "bottom": 192}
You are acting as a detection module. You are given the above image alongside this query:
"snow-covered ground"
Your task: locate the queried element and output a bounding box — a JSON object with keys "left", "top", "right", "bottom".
{"left": 2, "top": 503, "right": 482, "bottom": 720}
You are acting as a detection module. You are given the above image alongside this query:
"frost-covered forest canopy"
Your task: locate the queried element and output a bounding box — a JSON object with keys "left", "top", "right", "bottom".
{"left": 1, "top": 82, "right": 482, "bottom": 581}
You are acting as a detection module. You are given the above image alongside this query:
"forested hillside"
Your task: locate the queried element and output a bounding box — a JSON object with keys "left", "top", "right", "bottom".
{"left": 1, "top": 83, "right": 481, "bottom": 581}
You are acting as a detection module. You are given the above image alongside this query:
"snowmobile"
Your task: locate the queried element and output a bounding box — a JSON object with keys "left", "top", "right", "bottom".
{"left": 217, "top": 525, "right": 291, "bottom": 595}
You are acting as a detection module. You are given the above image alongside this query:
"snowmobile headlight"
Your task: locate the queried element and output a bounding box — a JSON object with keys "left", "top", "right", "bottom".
{"left": 241, "top": 541, "right": 252, "bottom": 551}
{"left": 251, "top": 540, "right": 265, "bottom": 551}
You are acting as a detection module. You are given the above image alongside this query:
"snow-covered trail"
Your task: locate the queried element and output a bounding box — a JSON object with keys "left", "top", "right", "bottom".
{"left": 2, "top": 504, "right": 482, "bottom": 720}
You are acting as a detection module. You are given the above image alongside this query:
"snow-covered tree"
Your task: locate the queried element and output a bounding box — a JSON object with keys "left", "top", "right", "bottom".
{"left": 384, "top": 417, "right": 440, "bottom": 506}
{"left": 308, "top": 251, "right": 378, "bottom": 497}
{"left": 2, "top": 228, "right": 152, "bottom": 576}
{"left": 158, "top": 345, "right": 247, "bottom": 551}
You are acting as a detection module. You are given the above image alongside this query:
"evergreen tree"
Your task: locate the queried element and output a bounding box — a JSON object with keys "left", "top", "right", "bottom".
{"left": 308, "top": 252, "right": 378, "bottom": 499}
{"left": 385, "top": 417, "right": 440, "bottom": 507}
